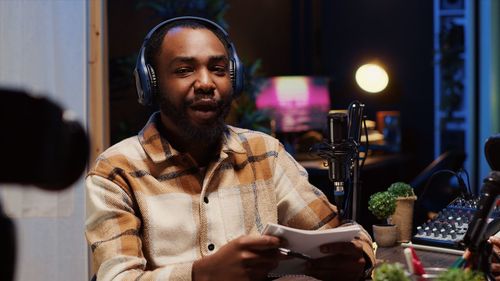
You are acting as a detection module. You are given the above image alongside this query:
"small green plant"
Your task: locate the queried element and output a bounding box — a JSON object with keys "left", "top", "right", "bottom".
{"left": 373, "top": 262, "right": 410, "bottom": 281}
{"left": 436, "top": 268, "right": 486, "bottom": 281}
{"left": 387, "top": 182, "right": 415, "bottom": 198}
{"left": 368, "top": 191, "right": 397, "bottom": 221}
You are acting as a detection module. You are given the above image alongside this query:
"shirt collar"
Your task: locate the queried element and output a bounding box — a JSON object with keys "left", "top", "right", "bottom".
{"left": 221, "top": 125, "right": 247, "bottom": 155}
{"left": 138, "top": 112, "right": 246, "bottom": 164}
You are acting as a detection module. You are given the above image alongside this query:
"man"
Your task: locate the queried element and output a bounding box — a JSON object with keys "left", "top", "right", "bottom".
{"left": 85, "top": 17, "right": 375, "bottom": 281}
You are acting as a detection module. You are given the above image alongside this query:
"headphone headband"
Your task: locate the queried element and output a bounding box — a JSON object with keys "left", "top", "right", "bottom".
{"left": 133, "top": 16, "right": 244, "bottom": 107}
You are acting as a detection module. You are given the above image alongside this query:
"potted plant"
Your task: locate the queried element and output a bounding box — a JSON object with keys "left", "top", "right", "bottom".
{"left": 368, "top": 191, "right": 398, "bottom": 247}
{"left": 436, "top": 268, "right": 486, "bottom": 281}
{"left": 387, "top": 182, "right": 417, "bottom": 242}
{"left": 372, "top": 262, "right": 410, "bottom": 281}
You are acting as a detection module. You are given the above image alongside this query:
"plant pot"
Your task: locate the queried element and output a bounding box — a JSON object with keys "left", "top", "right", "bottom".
{"left": 391, "top": 196, "right": 417, "bottom": 242}
{"left": 372, "top": 224, "right": 398, "bottom": 247}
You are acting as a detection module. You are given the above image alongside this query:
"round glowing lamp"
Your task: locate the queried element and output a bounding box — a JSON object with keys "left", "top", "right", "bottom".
{"left": 355, "top": 63, "right": 389, "bottom": 93}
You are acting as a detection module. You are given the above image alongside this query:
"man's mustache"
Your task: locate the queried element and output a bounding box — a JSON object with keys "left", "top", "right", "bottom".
{"left": 185, "top": 95, "right": 228, "bottom": 109}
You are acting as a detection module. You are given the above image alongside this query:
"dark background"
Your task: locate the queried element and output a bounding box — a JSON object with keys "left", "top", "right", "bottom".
{"left": 107, "top": 0, "right": 435, "bottom": 230}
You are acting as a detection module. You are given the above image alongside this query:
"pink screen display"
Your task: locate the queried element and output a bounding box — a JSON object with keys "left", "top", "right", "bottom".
{"left": 255, "top": 76, "right": 330, "bottom": 133}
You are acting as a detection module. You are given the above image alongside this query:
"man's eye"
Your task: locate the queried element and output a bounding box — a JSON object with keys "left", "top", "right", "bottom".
{"left": 174, "top": 68, "right": 192, "bottom": 75}
{"left": 212, "top": 65, "right": 227, "bottom": 75}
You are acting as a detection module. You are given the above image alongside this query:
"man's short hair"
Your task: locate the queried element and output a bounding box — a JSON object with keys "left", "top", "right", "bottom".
{"left": 144, "top": 19, "right": 230, "bottom": 72}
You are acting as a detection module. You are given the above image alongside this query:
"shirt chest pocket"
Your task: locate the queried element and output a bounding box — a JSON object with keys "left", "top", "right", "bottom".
{"left": 217, "top": 180, "right": 278, "bottom": 238}
{"left": 139, "top": 193, "right": 198, "bottom": 259}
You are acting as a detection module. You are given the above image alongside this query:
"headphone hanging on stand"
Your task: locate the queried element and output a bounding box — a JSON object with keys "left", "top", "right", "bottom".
{"left": 133, "top": 16, "right": 245, "bottom": 107}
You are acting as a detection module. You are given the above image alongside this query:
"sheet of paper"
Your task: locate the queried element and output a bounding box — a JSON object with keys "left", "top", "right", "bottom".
{"left": 262, "top": 223, "right": 361, "bottom": 276}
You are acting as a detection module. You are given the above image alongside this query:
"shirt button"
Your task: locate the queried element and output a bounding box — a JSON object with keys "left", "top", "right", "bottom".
{"left": 208, "top": 243, "right": 215, "bottom": 251}
{"left": 204, "top": 196, "right": 209, "bottom": 204}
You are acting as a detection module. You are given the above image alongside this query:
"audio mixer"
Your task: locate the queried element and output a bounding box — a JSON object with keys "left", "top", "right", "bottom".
{"left": 411, "top": 196, "right": 500, "bottom": 250}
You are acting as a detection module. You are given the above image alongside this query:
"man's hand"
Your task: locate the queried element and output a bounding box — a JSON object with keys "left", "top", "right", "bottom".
{"left": 305, "top": 240, "right": 366, "bottom": 281}
{"left": 192, "top": 234, "right": 283, "bottom": 281}
{"left": 489, "top": 236, "right": 500, "bottom": 280}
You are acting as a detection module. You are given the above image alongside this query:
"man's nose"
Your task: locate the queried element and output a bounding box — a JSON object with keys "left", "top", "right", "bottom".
{"left": 194, "top": 69, "right": 216, "bottom": 93}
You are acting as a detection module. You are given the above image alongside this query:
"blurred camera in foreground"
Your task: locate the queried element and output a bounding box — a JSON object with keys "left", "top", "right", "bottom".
{"left": 0, "top": 88, "right": 89, "bottom": 190}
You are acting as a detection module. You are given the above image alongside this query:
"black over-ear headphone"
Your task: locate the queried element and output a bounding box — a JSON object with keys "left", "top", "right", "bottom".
{"left": 133, "top": 16, "right": 244, "bottom": 107}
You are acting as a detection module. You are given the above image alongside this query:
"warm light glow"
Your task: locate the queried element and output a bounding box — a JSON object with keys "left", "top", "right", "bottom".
{"left": 355, "top": 64, "right": 389, "bottom": 93}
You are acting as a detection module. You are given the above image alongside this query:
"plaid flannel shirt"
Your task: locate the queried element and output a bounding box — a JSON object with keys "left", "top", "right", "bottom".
{"left": 85, "top": 112, "right": 375, "bottom": 281}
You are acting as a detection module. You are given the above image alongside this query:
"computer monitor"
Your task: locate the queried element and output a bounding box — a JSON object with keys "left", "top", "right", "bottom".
{"left": 255, "top": 76, "right": 331, "bottom": 133}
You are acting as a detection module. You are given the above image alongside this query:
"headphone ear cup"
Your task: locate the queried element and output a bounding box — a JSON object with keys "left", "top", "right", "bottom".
{"left": 229, "top": 60, "right": 236, "bottom": 93}
{"left": 146, "top": 64, "right": 158, "bottom": 105}
{"left": 230, "top": 57, "right": 244, "bottom": 97}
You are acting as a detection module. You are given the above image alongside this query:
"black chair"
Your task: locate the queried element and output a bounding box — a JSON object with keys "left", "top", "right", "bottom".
{"left": 485, "top": 133, "right": 500, "bottom": 171}
{"left": 411, "top": 150, "right": 467, "bottom": 228}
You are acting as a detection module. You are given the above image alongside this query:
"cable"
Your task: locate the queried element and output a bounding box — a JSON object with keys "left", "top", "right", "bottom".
{"left": 458, "top": 168, "right": 472, "bottom": 196}
{"left": 418, "top": 169, "right": 471, "bottom": 202}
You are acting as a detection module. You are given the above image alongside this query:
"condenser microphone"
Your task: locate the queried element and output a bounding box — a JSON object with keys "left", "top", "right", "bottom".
{"left": 461, "top": 171, "right": 500, "bottom": 252}
{"left": 327, "top": 112, "right": 349, "bottom": 214}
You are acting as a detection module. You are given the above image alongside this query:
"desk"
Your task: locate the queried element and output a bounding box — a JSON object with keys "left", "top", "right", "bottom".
{"left": 376, "top": 244, "right": 458, "bottom": 270}
{"left": 299, "top": 153, "right": 408, "bottom": 171}
{"left": 268, "top": 245, "right": 459, "bottom": 280}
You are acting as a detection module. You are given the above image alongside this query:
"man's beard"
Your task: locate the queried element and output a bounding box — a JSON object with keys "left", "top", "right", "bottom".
{"left": 159, "top": 94, "right": 232, "bottom": 146}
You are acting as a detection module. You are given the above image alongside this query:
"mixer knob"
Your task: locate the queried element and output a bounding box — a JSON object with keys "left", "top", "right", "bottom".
{"left": 440, "top": 228, "right": 447, "bottom": 238}
{"left": 450, "top": 230, "right": 457, "bottom": 239}
{"left": 456, "top": 217, "right": 463, "bottom": 226}
{"left": 417, "top": 226, "right": 424, "bottom": 235}
{"left": 425, "top": 227, "right": 431, "bottom": 236}
{"left": 433, "top": 227, "right": 439, "bottom": 237}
